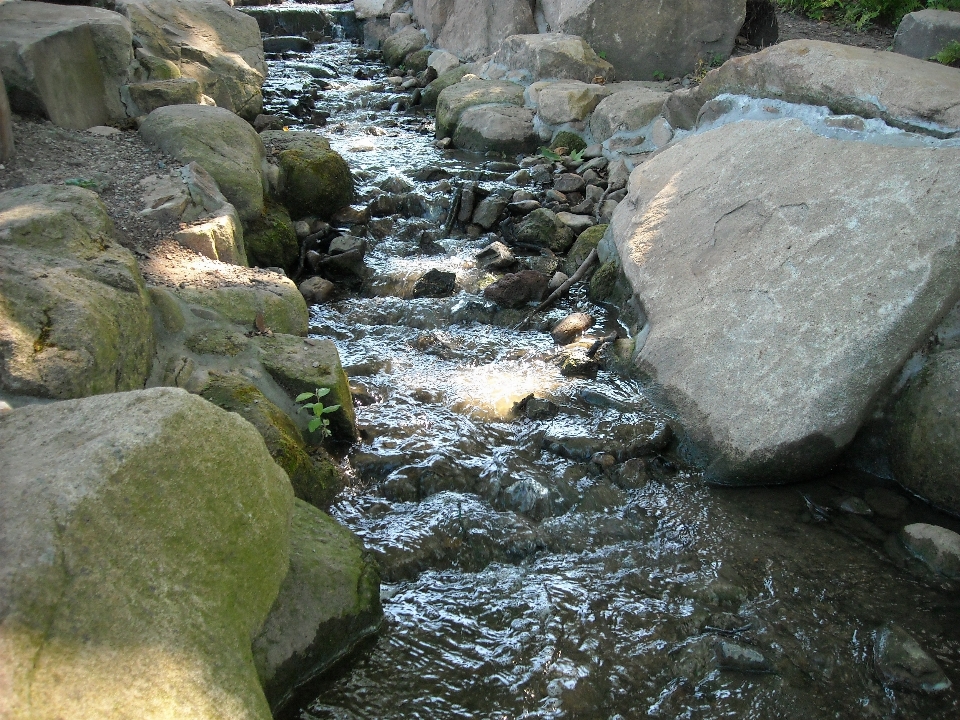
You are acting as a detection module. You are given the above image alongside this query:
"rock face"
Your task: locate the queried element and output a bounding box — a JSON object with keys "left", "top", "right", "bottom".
{"left": 140, "top": 104, "right": 266, "bottom": 222}
{"left": 0, "top": 1, "right": 133, "bottom": 129}
{"left": 698, "top": 40, "right": 960, "bottom": 136}
{"left": 610, "top": 119, "right": 960, "bottom": 485}
{"left": 253, "top": 499, "right": 382, "bottom": 710}
{"left": 412, "top": 0, "right": 537, "bottom": 60}
{"left": 0, "top": 184, "right": 154, "bottom": 399}
{"left": 435, "top": 79, "right": 525, "bottom": 138}
{"left": 492, "top": 33, "right": 614, "bottom": 83}
{"left": 894, "top": 9, "right": 960, "bottom": 60}
{"left": 116, "top": 0, "right": 267, "bottom": 119}
{"left": 538, "top": 0, "right": 745, "bottom": 80}
{"left": 0, "top": 387, "right": 294, "bottom": 720}
{"left": 261, "top": 130, "right": 354, "bottom": 220}
{"left": 452, "top": 104, "right": 537, "bottom": 154}
{"left": 890, "top": 350, "right": 960, "bottom": 513}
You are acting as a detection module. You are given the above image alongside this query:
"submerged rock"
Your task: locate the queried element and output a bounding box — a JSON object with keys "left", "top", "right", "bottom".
{"left": 482, "top": 269, "right": 549, "bottom": 308}
{"left": 874, "top": 623, "right": 952, "bottom": 693}
{"left": 899, "top": 523, "right": 960, "bottom": 579}
{"left": 716, "top": 641, "right": 774, "bottom": 673}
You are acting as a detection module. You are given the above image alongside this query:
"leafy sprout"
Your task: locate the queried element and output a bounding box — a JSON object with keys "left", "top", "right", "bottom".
{"left": 539, "top": 146, "right": 563, "bottom": 161}
{"left": 295, "top": 388, "right": 341, "bottom": 438}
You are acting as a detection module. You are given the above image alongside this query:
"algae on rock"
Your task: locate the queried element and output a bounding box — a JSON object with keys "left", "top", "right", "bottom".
{"left": 244, "top": 202, "right": 300, "bottom": 271}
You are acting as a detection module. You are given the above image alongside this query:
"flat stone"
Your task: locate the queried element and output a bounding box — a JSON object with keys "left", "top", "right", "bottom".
{"left": 589, "top": 86, "right": 670, "bottom": 143}
{"left": 716, "top": 640, "right": 773, "bottom": 673}
{"left": 556, "top": 211, "right": 594, "bottom": 234}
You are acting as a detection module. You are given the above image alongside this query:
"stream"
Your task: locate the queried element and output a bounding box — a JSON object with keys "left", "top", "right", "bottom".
{"left": 256, "top": 16, "right": 960, "bottom": 719}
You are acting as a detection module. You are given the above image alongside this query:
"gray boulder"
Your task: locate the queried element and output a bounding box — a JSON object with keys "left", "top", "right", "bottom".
{"left": 890, "top": 349, "right": 960, "bottom": 513}
{"left": 453, "top": 104, "right": 537, "bottom": 154}
{"left": 0, "top": 387, "right": 294, "bottom": 720}
{"left": 382, "top": 24, "right": 428, "bottom": 67}
{"left": 356, "top": 0, "right": 406, "bottom": 19}
{"left": 698, "top": 39, "right": 960, "bottom": 136}
{"left": 139, "top": 104, "right": 266, "bottom": 222}
{"left": 435, "top": 78, "right": 525, "bottom": 137}
{"left": 589, "top": 86, "right": 671, "bottom": 143}
{"left": 0, "top": 1, "right": 133, "bottom": 129}
{"left": 253, "top": 499, "right": 382, "bottom": 710}
{"left": 529, "top": 80, "right": 613, "bottom": 124}
{"left": 116, "top": 0, "right": 267, "bottom": 119}
{"left": 538, "top": 0, "right": 744, "bottom": 80}
{"left": 0, "top": 184, "right": 154, "bottom": 400}
{"left": 899, "top": 523, "right": 960, "bottom": 579}
{"left": 412, "top": 0, "right": 537, "bottom": 60}
{"left": 491, "top": 33, "right": 614, "bottom": 83}
{"left": 121, "top": 77, "right": 202, "bottom": 117}
{"left": 610, "top": 119, "right": 960, "bottom": 485}
{"left": 894, "top": 9, "right": 960, "bottom": 60}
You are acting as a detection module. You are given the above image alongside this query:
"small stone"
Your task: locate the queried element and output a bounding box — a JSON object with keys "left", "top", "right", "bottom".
{"left": 547, "top": 271, "right": 568, "bottom": 291}
{"left": 476, "top": 241, "right": 515, "bottom": 271}
{"left": 332, "top": 205, "right": 371, "bottom": 225}
{"left": 483, "top": 270, "right": 549, "bottom": 308}
{"left": 472, "top": 196, "right": 508, "bottom": 230}
{"left": 592, "top": 452, "right": 616, "bottom": 468}
{"left": 716, "top": 641, "right": 773, "bottom": 673}
{"left": 512, "top": 190, "right": 535, "bottom": 202}
{"left": 506, "top": 169, "right": 531, "bottom": 185}
{"left": 86, "top": 125, "right": 121, "bottom": 136}
{"left": 503, "top": 478, "right": 550, "bottom": 520}
{"left": 559, "top": 348, "right": 599, "bottom": 378}
{"left": 874, "top": 623, "right": 951, "bottom": 693}
{"left": 411, "top": 268, "right": 457, "bottom": 298}
{"left": 329, "top": 235, "right": 366, "bottom": 255}
{"left": 554, "top": 173, "right": 586, "bottom": 194}
{"left": 294, "top": 220, "right": 311, "bottom": 239}
{"left": 508, "top": 200, "right": 541, "bottom": 215}
{"left": 0, "top": 401, "right": 13, "bottom": 415}
{"left": 556, "top": 211, "right": 595, "bottom": 235}
{"left": 551, "top": 312, "right": 595, "bottom": 345}
{"left": 840, "top": 497, "right": 873, "bottom": 516}
{"left": 900, "top": 523, "right": 960, "bottom": 578}
{"left": 298, "top": 276, "right": 335, "bottom": 303}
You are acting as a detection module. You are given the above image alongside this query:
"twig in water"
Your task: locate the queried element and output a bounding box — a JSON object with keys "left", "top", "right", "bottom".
{"left": 514, "top": 248, "right": 599, "bottom": 330}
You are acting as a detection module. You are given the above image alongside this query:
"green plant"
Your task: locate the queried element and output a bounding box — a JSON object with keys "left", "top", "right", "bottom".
{"left": 776, "top": 0, "right": 960, "bottom": 29}
{"left": 539, "top": 146, "right": 563, "bottom": 161}
{"left": 933, "top": 39, "right": 960, "bottom": 66}
{"left": 711, "top": 53, "right": 726, "bottom": 67}
{"left": 569, "top": 148, "right": 585, "bottom": 162}
{"left": 652, "top": 70, "right": 666, "bottom": 81}
{"left": 597, "top": 50, "right": 607, "bottom": 60}
{"left": 295, "top": 388, "right": 340, "bottom": 438}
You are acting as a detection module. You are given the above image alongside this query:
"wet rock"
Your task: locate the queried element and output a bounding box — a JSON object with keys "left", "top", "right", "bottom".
{"left": 319, "top": 248, "right": 369, "bottom": 286}
{"left": 874, "top": 623, "right": 952, "bottom": 693}
{"left": 615, "top": 457, "right": 649, "bottom": 489}
{"left": 472, "top": 195, "right": 509, "bottom": 230}
{"left": 547, "top": 272, "right": 568, "bottom": 291}
{"left": 458, "top": 181, "right": 477, "bottom": 222}
{"left": 515, "top": 208, "right": 576, "bottom": 253}
{"left": 839, "top": 497, "right": 873, "bottom": 516}
{"left": 521, "top": 395, "right": 560, "bottom": 420}
{"left": 592, "top": 452, "right": 616, "bottom": 469}
{"left": 564, "top": 223, "right": 606, "bottom": 275}
{"left": 554, "top": 173, "right": 586, "bottom": 194}
{"left": 382, "top": 24, "right": 428, "bottom": 67}
{"left": 508, "top": 199, "right": 541, "bottom": 214}
{"left": 589, "top": 87, "right": 670, "bottom": 143}
{"left": 435, "top": 79, "right": 525, "bottom": 138}
{"left": 411, "top": 268, "right": 457, "bottom": 298}
{"left": 506, "top": 169, "right": 531, "bottom": 186}
{"left": 894, "top": 9, "right": 960, "bottom": 61}
{"left": 476, "top": 241, "right": 516, "bottom": 270}
{"left": 263, "top": 35, "right": 314, "bottom": 53}
{"left": 299, "top": 276, "right": 335, "bottom": 303}
{"left": 453, "top": 104, "right": 538, "bottom": 155}
{"left": 544, "top": 419, "right": 671, "bottom": 461}
{"left": 551, "top": 312, "right": 595, "bottom": 345}
{"left": 332, "top": 205, "right": 371, "bottom": 225}
{"left": 611, "top": 119, "right": 960, "bottom": 485}
{"left": 503, "top": 478, "right": 551, "bottom": 520}
{"left": 491, "top": 33, "right": 614, "bottom": 83}
{"left": 558, "top": 348, "right": 599, "bottom": 378}
{"left": 900, "top": 523, "right": 960, "bottom": 579}
{"left": 864, "top": 487, "right": 909, "bottom": 519}
{"left": 329, "top": 234, "right": 366, "bottom": 256}
{"left": 482, "top": 270, "right": 549, "bottom": 308}
{"left": 716, "top": 641, "right": 773, "bottom": 673}
{"left": 556, "top": 211, "right": 594, "bottom": 235}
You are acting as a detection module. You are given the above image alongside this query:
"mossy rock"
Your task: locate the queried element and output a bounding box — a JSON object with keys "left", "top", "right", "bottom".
{"left": 148, "top": 286, "right": 186, "bottom": 333}
{"left": 254, "top": 333, "right": 358, "bottom": 444}
{"left": 201, "top": 373, "right": 346, "bottom": 507}
{"left": 421, "top": 66, "right": 469, "bottom": 109}
{"left": 564, "top": 223, "right": 607, "bottom": 275}
{"left": 588, "top": 259, "right": 632, "bottom": 305}
{"left": 185, "top": 327, "right": 251, "bottom": 356}
{"left": 0, "top": 184, "right": 155, "bottom": 399}
{"left": 0, "top": 387, "right": 293, "bottom": 720}
{"left": 435, "top": 79, "right": 525, "bottom": 138}
{"left": 262, "top": 130, "right": 354, "bottom": 220}
{"left": 551, "top": 130, "right": 587, "bottom": 153}
{"left": 381, "top": 25, "right": 427, "bottom": 67}
{"left": 404, "top": 48, "right": 431, "bottom": 73}
{"left": 514, "top": 207, "right": 575, "bottom": 253}
{"left": 244, "top": 203, "right": 300, "bottom": 272}
{"left": 253, "top": 499, "right": 382, "bottom": 710}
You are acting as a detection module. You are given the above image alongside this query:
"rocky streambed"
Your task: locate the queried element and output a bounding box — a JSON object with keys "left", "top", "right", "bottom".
{"left": 252, "top": 25, "right": 960, "bottom": 720}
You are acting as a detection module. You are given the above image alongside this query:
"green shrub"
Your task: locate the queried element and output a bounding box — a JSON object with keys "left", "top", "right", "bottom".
{"left": 776, "top": 0, "right": 960, "bottom": 29}
{"left": 933, "top": 39, "right": 960, "bottom": 66}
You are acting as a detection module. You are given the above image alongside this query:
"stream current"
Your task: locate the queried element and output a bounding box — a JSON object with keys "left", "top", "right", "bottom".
{"left": 259, "top": 24, "right": 960, "bottom": 720}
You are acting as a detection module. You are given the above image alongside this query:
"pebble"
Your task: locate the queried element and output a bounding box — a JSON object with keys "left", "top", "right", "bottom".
{"left": 715, "top": 641, "right": 773, "bottom": 673}
{"left": 0, "top": 401, "right": 13, "bottom": 415}
{"left": 900, "top": 523, "right": 960, "bottom": 578}
{"left": 874, "top": 623, "right": 951, "bottom": 692}
{"left": 554, "top": 173, "right": 586, "bottom": 194}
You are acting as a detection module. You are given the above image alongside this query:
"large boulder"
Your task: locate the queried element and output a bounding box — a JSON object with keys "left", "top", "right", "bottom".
{"left": 0, "top": 184, "right": 154, "bottom": 400}
{"left": 412, "top": 0, "right": 537, "bottom": 61}
{"left": 889, "top": 349, "right": 960, "bottom": 514}
{"left": 0, "top": 1, "right": 133, "bottom": 129}
{"left": 244, "top": 203, "right": 299, "bottom": 271}
{"left": 435, "top": 78, "right": 525, "bottom": 137}
{"left": 0, "top": 387, "right": 294, "bottom": 720}
{"left": 355, "top": 0, "right": 406, "bottom": 19}
{"left": 253, "top": 499, "right": 382, "bottom": 710}
{"left": 116, "top": 0, "right": 267, "bottom": 119}
{"left": 120, "top": 77, "right": 202, "bottom": 117}
{"left": 698, "top": 40, "right": 960, "bottom": 136}
{"left": 893, "top": 9, "right": 960, "bottom": 61}
{"left": 589, "top": 86, "right": 670, "bottom": 143}
{"left": 452, "top": 104, "right": 537, "bottom": 154}
{"left": 529, "top": 80, "right": 613, "bottom": 124}
{"left": 261, "top": 130, "right": 354, "bottom": 220}
{"left": 140, "top": 104, "right": 266, "bottom": 222}
{"left": 538, "top": 0, "right": 745, "bottom": 80}
{"left": 492, "top": 33, "right": 614, "bottom": 83}
{"left": 381, "top": 24, "right": 428, "bottom": 67}
{"left": 610, "top": 119, "right": 960, "bottom": 485}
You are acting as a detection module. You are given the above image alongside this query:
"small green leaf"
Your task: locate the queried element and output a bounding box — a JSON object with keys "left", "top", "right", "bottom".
{"left": 295, "top": 392, "right": 315, "bottom": 402}
{"left": 302, "top": 402, "right": 315, "bottom": 411}
{"left": 308, "top": 417, "right": 324, "bottom": 432}
{"left": 315, "top": 387, "right": 331, "bottom": 397}
{"left": 322, "top": 404, "right": 340, "bottom": 413}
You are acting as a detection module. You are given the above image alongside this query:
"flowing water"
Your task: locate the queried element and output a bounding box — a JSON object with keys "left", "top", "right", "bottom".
{"left": 259, "top": 23, "right": 960, "bottom": 719}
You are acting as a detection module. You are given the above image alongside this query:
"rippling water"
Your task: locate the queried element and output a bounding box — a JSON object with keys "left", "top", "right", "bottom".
{"left": 261, "top": 28, "right": 960, "bottom": 720}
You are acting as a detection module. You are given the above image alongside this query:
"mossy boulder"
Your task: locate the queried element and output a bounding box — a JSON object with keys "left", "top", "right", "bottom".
{"left": 422, "top": 65, "right": 470, "bottom": 108}
{"left": 588, "top": 259, "right": 620, "bottom": 304}
{"left": 262, "top": 130, "right": 354, "bottom": 220}
{"left": 185, "top": 326, "right": 251, "bottom": 356}
{"left": 255, "top": 334, "right": 358, "bottom": 444}
{"left": 253, "top": 499, "right": 382, "bottom": 710}
{"left": 244, "top": 203, "right": 299, "bottom": 271}
{"left": 0, "top": 387, "right": 294, "bottom": 720}
{"left": 381, "top": 24, "right": 427, "bottom": 67}
{"left": 435, "top": 79, "right": 525, "bottom": 138}
{"left": 404, "top": 48, "right": 431, "bottom": 73}
{"left": 0, "top": 184, "right": 155, "bottom": 399}
{"left": 564, "top": 223, "right": 606, "bottom": 275}
{"left": 514, "top": 207, "right": 575, "bottom": 253}
{"left": 201, "top": 373, "right": 347, "bottom": 508}
{"left": 551, "top": 130, "right": 587, "bottom": 153}
{"left": 139, "top": 104, "right": 266, "bottom": 222}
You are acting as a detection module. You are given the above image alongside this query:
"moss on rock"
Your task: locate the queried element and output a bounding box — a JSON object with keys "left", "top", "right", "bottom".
{"left": 244, "top": 203, "right": 300, "bottom": 272}
{"left": 185, "top": 327, "right": 251, "bottom": 356}
{"left": 422, "top": 66, "right": 470, "bottom": 109}
{"left": 551, "top": 130, "right": 587, "bottom": 153}
{"left": 564, "top": 223, "right": 607, "bottom": 275}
